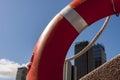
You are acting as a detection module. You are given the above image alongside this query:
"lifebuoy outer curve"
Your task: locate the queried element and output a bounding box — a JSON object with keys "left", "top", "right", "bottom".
{"left": 26, "top": 0, "right": 120, "bottom": 80}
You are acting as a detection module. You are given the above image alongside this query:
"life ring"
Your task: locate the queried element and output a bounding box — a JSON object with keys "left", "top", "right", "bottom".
{"left": 26, "top": 0, "right": 120, "bottom": 80}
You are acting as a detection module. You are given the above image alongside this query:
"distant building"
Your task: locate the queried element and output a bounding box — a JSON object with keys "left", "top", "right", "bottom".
{"left": 63, "top": 62, "right": 77, "bottom": 80}
{"left": 74, "top": 41, "right": 106, "bottom": 79}
{"left": 16, "top": 67, "right": 27, "bottom": 80}
{"left": 63, "top": 62, "right": 72, "bottom": 80}
{"left": 93, "top": 43, "right": 106, "bottom": 68}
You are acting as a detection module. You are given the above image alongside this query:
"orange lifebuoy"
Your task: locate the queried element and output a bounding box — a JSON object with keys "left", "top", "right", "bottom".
{"left": 26, "top": 0, "right": 120, "bottom": 80}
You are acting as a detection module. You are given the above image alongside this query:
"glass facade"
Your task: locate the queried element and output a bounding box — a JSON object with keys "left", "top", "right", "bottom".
{"left": 74, "top": 41, "right": 106, "bottom": 79}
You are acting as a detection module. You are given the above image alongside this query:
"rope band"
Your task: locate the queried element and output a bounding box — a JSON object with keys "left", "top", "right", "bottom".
{"left": 112, "top": 0, "right": 119, "bottom": 16}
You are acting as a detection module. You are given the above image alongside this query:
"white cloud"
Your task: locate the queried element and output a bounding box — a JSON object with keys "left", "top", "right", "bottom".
{"left": 0, "top": 58, "right": 27, "bottom": 79}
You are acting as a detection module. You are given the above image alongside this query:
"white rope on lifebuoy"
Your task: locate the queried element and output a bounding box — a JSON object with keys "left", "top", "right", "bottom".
{"left": 65, "top": 16, "right": 111, "bottom": 62}
{"left": 112, "top": 0, "right": 119, "bottom": 16}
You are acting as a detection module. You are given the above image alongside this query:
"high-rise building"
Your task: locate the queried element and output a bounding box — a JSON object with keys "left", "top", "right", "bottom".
{"left": 16, "top": 67, "right": 27, "bottom": 80}
{"left": 63, "top": 62, "right": 77, "bottom": 80}
{"left": 63, "top": 62, "right": 72, "bottom": 80}
{"left": 93, "top": 43, "right": 106, "bottom": 68}
{"left": 74, "top": 41, "right": 106, "bottom": 79}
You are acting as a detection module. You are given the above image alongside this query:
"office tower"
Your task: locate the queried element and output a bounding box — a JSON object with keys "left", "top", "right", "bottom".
{"left": 63, "top": 62, "right": 77, "bottom": 80}
{"left": 16, "top": 67, "right": 27, "bottom": 80}
{"left": 63, "top": 62, "right": 72, "bottom": 80}
{"left": 74, "top": 41, "right": 106, "bottom": 79}
{"left": 71, "top": 65, "right": 77, "bottom": 80}
{"left": 74, "top": 41, "right": 94, "bottom": 79}
{"left": 93, "top": 43, "right": 106, "bottom": 68}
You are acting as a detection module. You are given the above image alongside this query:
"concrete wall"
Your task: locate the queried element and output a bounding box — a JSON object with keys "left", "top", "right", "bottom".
{"left": 79, "top": 54, "right": 120, "bottom": 80}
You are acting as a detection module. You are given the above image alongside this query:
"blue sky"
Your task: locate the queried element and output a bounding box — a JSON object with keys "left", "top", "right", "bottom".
{"left": 0, "top": 0, "right": 120, "bottom": 80}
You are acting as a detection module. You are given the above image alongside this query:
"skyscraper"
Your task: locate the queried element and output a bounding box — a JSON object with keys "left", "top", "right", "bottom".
{"left": 93, "top": 43, "right": 106, "bottom": 68}
{"left": 16, "top": 67, "right": 27, "bottom": 80}
{"left": 74, "top": 41, "right": 106, "bottom": 79}
{"left": 63, "top": 62, "right": 77, "bottom": 80}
